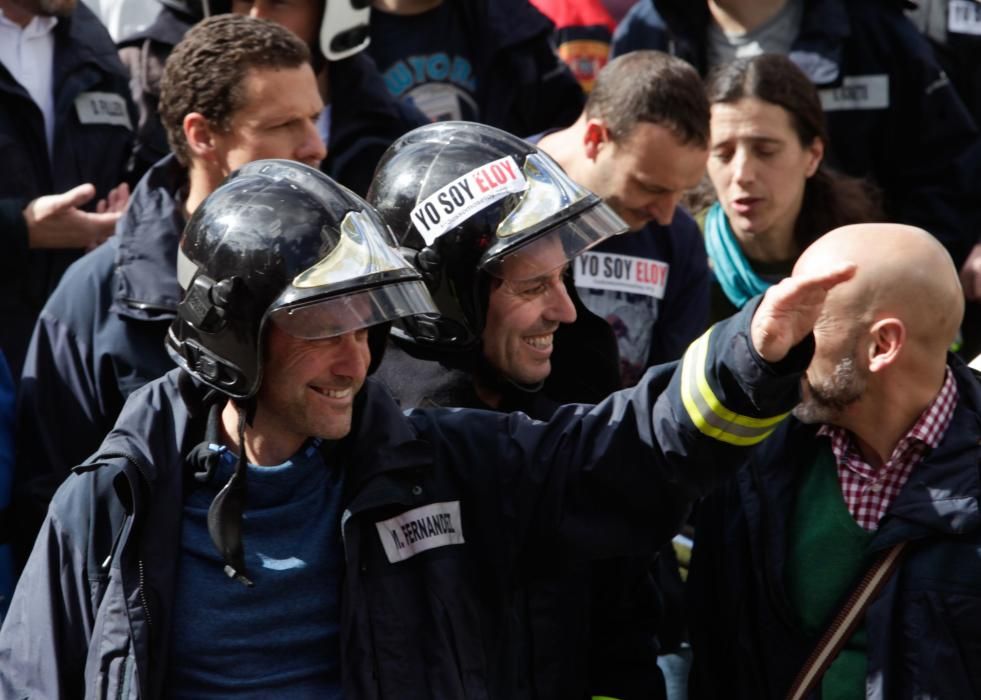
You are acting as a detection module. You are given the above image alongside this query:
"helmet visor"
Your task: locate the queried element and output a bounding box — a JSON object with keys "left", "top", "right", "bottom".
{"left": 269, "top": 280, "right": 437, "bottom": 340}
{"left": 482, "top": 201, "right": 628, "bottom": 281}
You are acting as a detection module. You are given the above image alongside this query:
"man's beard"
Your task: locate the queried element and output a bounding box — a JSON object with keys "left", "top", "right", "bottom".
{"left": 793, "top": 353, "right": 868, "bottom": 425}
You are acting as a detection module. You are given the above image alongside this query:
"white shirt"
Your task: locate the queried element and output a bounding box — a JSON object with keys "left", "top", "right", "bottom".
{"left": 0, "top": 9, "right": 58, "bottom": 155}
{"left": 79, "top": 0, "right": 155, "bottom": 42}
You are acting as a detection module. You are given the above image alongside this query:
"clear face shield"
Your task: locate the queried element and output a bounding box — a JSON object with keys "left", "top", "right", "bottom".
{"left": 480, "top": 152, "right": 629, "bottom": 282}
{"left": 268, "top": 208, "right": 438, "bottom": 339}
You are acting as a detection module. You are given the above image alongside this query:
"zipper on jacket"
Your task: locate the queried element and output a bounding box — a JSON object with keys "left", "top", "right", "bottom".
{"left": 101, "top": 520, "right": 127, "bottom": 571}
{"left": 138, "top": 559, "right": 154, "bottom": 630}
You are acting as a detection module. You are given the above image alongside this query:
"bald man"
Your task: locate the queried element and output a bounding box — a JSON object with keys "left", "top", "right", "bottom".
{"left": 687, "top": 224, "right": 981, "bottom": 700}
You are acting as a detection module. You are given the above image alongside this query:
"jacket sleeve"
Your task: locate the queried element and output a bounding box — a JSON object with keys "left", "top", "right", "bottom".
{"left": 421, "top": 297, "right": 809, "bottom": 569}
{"left": 0, "top": 501, "right": 95, "bottom": 698}
{"left": 610, "top": 2, "right": 672, "bottom": 57}
{"left": 14, "top": 307, "right": 118, "bottom": 566}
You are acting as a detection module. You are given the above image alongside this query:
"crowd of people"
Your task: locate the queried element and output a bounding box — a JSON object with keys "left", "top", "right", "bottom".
{"left": 0, "top": 0, "right": 979, "bottom": 698}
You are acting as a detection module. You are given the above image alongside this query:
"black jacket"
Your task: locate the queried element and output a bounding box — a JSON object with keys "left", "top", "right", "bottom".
{"left": 375, "top": 340, "right": 664, "bottom": 699}
{"left": 0, "top": 1, "right": 135, "bottom": 378}
{"left": 688, "top": 359, "right": 981, "bottom": 699}
{"left": 14, "top": 155, "right": 184, "bottom": 564}
{"left": 0, "top": 302, "right": 811, "bottom": 698}
{"left": 369, "top": 0, "right": 584, "bottom": 137}
{"left": 612, "top": 0, "right": 981, "bottom": 269}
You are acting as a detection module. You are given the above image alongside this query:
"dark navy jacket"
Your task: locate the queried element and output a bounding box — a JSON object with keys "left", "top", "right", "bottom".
{"left": 687, "top": 359, "right": 981, "bottom": 699}
{"left": 324, "top": 52, "right": 430, "bottom": 196}
{"left": 0, "top": 302, "right": 811, "bottom": 699}
{"left": 612, "top": 0, "right": 981, "bottom": 269}
{"left": 370, "top": 0, "right": 584, "bottom": 137}
{"left": 0, "top": 2, "right": 135, "bottom": 378}
{"left": 117, "top": 5, "right": 196, "bottom": 183}
{"left": 375, "top": 340, "right": 664, "bottom": 699}
{"left": 14, "top": 155, "right": 184, "bottom": 563}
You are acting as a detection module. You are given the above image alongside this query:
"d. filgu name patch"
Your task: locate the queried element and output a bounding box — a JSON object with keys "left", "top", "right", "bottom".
{"left": 375, "top": 501, "right": 466, "bottom": 563}
{"left": 410, "top": 156, "right": 527, "bottom": 245}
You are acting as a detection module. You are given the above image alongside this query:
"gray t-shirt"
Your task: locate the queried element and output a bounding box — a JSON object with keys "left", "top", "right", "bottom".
{"left": 707, "top": 0, "right": 804, "bottom": 69}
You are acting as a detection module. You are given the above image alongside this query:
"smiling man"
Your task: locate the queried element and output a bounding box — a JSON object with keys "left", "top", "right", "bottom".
{"left": 367, "top": 120, "right": 667, "bottom": 699}
{"left": 0, "top": 149, "right": 852, "bottom": 696}
{"left": 14, "top": 14, "right": 326, "bottom": 562}
{"left": 368, "top": 120, "right": 625, "bottom": 415}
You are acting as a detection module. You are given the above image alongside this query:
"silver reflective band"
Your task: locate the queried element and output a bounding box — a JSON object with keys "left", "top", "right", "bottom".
{"left": 269, "top": 280, "right": 437, "bottom": 340}
{"left": 496, "top": 152, "right": 593, "bottom": 239}
{"left": 483, "top": 202, "right": 628, "bottom": 281}
{"left": 293, "top": 209, "right": 412, "bottom": 289}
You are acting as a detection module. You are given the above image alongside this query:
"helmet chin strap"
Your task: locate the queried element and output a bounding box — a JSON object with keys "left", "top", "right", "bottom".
{"left": 205, "top": 398, "right": 257, "bottom": 587}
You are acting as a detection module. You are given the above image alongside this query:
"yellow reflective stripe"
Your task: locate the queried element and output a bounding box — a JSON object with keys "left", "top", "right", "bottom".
{"left": 591, "top": 696, "right": 624, "bottom": 700}
{"left": 680, "top": 327, "right": 790, "bottom": 446}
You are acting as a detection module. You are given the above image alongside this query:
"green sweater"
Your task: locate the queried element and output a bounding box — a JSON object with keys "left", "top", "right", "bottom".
{"left": 786, "top": 446, "right": 874, "bottom": 700}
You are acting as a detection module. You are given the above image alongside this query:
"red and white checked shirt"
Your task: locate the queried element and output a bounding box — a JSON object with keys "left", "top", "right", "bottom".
{"left": 817, "top": 367, "right": 958, "bottom": 531}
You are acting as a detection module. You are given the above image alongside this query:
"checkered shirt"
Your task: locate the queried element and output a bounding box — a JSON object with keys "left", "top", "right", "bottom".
{"left": 817, "top": 367, "right": 958, "bottom": 531}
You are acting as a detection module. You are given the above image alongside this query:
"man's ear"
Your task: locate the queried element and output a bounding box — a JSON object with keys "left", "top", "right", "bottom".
{"left": 184, "top": 112, "right": 218, "bottom": 162}
{"left": 583, "top": 118, "right": 611, "bottom": 161}
{"left": 867, "top": 318, "right": 905, "bottom": 373}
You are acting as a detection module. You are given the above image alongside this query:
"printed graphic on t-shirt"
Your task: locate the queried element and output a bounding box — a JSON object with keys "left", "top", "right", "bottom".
{"left": 575, "top": 251, "right": 669, "bottom": 385}
{"left": 381, "top": 53, "right": 479, "bottom": 121}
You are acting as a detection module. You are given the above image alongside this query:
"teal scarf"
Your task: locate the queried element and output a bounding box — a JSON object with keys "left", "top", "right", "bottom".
{"left": 705, "top": 202, "right": 772, "bottom": 308}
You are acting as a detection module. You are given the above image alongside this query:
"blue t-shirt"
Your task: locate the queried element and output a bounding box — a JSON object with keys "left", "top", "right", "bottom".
{"left": 168, "top": 439, "right": 345, "bottom": 698}
{"left": 368, "top": 3, "right": 480, "bottom": 122}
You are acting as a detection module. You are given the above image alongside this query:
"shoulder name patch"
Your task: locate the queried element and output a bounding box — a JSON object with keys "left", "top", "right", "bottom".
{"left": 74, "top": 92, "right": 132, "bottom": 130}
{"left": 375, "top": 500, "right": 465, "bottom": 563}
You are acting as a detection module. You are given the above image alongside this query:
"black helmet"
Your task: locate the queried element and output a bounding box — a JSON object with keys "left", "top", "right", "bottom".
{"left": 167, "top": 159, "right": 437, "bottom": 399}
{"left": 367, "top": 121, "right": 627, "bottom": 353}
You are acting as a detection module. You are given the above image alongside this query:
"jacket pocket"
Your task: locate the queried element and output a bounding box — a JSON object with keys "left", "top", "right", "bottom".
{"left": 97, "top": 654, "right": 136, "bottom": 700}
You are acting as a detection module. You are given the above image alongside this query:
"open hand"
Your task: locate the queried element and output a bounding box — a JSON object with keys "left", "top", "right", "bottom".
{"left": 751, "top": 262, "right": 856, "bottom": 363}
{"left": 24, "top": 182, "right": 130, "bottom": 250}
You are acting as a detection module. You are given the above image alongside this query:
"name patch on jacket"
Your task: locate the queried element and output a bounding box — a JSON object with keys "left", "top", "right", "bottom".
{"left": 949, "top": 0, "right": 981, "bottom": 34}
{"left": 74, "top": 92, "right": 132, "bottom": 130}
{"left": 410, "top": 156, "right": 526, "bottom": 245}
{"left": 819, "top": 75, "right": 889, "bottom": 111}
{"left": 574, "top": 251, "right": 669, "bottom": 299}
{"left": 376, "top": 501, "right": 465, "bottom": 563}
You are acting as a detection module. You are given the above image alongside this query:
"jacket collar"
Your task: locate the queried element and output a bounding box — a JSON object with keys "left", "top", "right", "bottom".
{"left": 55, "top": 1, "right": 129, "bottom": 80}
{"left": 742, "top": 358, "right": 981, "bottom": 552}
{"left": 111, "top": 154, "right": 187, "bottom": 320}
{"left": 877, "top": 359, "right": 981, "bottom": 545}
{"left": 650, "top": 0, "right": 849, "bottom": 84}
{"left": 339, "top": 377, "right": 432, "bottom": 501}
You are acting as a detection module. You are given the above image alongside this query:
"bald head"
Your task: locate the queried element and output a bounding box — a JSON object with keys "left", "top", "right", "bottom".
{"left": 794, "top": 224, "right": 964, "bottom": 354}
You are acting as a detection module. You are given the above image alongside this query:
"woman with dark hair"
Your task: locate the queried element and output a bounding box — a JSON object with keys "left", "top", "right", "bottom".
{"left": 704, "top": 53, "right": 881, "bottom": 320}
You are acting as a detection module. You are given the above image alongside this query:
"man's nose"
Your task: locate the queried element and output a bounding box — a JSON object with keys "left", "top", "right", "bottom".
{"left": 544, "top": 279, "right": 577, "bottom": 325}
